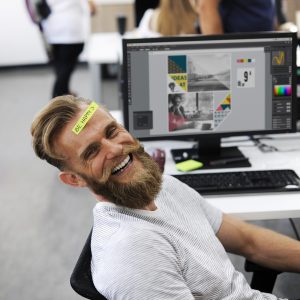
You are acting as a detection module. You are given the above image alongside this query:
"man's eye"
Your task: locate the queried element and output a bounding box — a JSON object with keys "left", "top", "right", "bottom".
{"left": 107, "top": 126, "right": 118, "bottom": 138}
{"left": 85, "top": 146, "right": 99, "bottom": 160}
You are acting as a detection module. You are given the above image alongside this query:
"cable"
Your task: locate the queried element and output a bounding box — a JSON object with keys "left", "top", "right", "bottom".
{"left": 249, "top": 136, "right": 278, "bottom": 153}
{"left": 250, "top": 135, "right": 300, "bottom": 153}
{"left": 289, "top": 218, "right": 300, "bottom": 241}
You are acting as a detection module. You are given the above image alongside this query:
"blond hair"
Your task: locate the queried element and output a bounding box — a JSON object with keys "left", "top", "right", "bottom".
{"left": 30, "top": 95, "right": 92, "bottom": 170}
{"left": 156, "top": 0, "right": 197, "bottom": 36}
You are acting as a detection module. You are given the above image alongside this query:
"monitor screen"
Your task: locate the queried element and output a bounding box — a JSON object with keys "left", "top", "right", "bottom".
{"left": 122, "top": 32, "right": 297, "bottom": 168}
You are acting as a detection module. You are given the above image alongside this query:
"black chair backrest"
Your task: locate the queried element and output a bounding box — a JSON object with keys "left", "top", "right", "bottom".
{"left": 245, "top": 259, "right": 281, "bottom": 293}
{"left": 70, "top": 230, "right": 107, "bottom": 300}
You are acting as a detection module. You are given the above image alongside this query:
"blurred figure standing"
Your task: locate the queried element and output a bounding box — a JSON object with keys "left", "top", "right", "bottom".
{"left": 192, "top": 0, "right": 275, "bottom": 35}
{"left": 41, "top": 0, "right": 96, "bottom": 97}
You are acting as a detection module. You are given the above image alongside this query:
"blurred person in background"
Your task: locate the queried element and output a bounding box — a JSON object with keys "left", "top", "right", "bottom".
{"left": 136, "top": 0, "right": 296, "bottom": 37}
{"left": 41, "top": 0, "right": 96, "bottom": 97}
{"left": 136, "top": 0, "right": 198, "bottom": 37}
{"left": 192, "top": 0, "right": 275, "bottom": 35}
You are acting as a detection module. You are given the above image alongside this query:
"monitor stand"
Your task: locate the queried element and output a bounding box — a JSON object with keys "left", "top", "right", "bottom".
{"left": 170, "top": 137, "right": 251, "bottom": 170}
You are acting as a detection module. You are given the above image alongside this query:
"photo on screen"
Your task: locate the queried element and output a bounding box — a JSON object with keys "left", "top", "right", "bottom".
{"left": 168, "top": 92, "right": 214, "bottom": 132}
{"left": 188, "top": 53, "right": 231, "bottom": 92}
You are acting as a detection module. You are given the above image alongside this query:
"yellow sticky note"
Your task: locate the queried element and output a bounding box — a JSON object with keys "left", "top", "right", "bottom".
{"left": 176, "top": 159, "right": 203, "bottom": 172}
{"left": 72, "top": 102, "right": 99, "bottom": 135}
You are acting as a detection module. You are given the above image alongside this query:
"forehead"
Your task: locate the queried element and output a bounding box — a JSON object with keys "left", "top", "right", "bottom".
{"left": 56, "top": 106, "right": 114, "bottom": 154}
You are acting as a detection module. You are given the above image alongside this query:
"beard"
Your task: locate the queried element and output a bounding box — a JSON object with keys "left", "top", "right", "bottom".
{"left": 79, "top": 139, "right": 163, "bottom": 209}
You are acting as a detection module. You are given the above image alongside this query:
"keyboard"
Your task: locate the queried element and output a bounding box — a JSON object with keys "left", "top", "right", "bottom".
{"left": 172, "top": 169, "right": 300, "bottom": 195}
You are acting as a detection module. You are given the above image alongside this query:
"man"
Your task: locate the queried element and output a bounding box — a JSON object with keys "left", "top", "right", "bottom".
{"left": 31, "top": 95, "right": 300, "bottom": 299}
{"left": 169, "top": 94, "right": 187, "bottom": 118}
{"left": 193, "top": 0, "right": 275, "bottom": 34}
{"left": 41, "top": 0, "right": 96, "bottom": 97}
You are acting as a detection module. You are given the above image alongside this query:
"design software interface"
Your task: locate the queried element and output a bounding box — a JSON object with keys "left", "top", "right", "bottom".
{"left": 124, "top": 35, "right": 294, "bottom": 139}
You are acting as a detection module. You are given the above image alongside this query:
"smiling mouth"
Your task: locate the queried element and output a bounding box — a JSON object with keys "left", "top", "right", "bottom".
{"left": 111, "top": 154, "right": 133, "bottom": 175}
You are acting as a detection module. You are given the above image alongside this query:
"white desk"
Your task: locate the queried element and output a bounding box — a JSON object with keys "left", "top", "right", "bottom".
{"left": 141, "top": 133, "right": 300, "bottom": 221}
{"left": 86, "top": 32, "right": 122, "bottom": 103}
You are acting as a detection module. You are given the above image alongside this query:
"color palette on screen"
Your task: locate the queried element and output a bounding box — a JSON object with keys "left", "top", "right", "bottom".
{"left": 274, "top": 85, "right": 292, "bottom": 96}
{"left": 237, "top": 58, "right": 255, "bottom": 63}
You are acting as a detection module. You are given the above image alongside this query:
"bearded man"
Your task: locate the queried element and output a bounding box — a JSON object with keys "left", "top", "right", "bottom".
{"left": 31, "top": 95, "right": 300, "bottom": 300}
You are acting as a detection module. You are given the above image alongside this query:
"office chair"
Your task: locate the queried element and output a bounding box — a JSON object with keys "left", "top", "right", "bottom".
{"left": 70, "top": 230, "right": 106, "bottom": 300}
{"left": 70, "top": 229, "right": 282, "bottom": 300}
{"left": 245, "top": 259, "right": 282, "bottom": 293}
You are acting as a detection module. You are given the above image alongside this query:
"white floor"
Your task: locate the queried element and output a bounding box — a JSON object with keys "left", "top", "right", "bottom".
{"left": 0, "top": 64, "right": 299, "bottom": 299}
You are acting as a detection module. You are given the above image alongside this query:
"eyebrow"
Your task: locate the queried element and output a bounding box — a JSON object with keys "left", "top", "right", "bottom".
{"left": 79, "top": 120, "right": 118, "bottom": 162}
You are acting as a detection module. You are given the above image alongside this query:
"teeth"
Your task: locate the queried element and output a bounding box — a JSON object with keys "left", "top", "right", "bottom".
{"left": 112, "top": 155, "right": 130, "bottom": 174}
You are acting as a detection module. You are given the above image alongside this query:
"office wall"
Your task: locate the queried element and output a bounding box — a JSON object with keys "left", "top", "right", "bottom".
{"left": 0, "top": 0, "right": 48, "bottom": 66}
{"left": 0, "top": 0, "right": 134, "bottom": 67}
{"left": 91, "top": 1, "right": 134, "bottom": 33}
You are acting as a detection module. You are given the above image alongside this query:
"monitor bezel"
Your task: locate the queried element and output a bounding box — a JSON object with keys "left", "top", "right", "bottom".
{"left": 122, "top": 31, "right": 297, "bottom": 141}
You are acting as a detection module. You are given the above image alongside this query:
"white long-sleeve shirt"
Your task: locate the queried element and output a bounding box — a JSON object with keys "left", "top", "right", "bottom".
{"left": 42, "top": 0, "right": 90, "bottom": 44}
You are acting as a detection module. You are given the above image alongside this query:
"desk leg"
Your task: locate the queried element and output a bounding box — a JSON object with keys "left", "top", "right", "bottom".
{"left": 89, "top": 62, "right": 102, "bottom": 104}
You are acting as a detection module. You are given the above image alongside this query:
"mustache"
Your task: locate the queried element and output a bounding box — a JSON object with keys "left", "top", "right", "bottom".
{"left": 99, "top": 139, "right": 144, "bottom": 183}
{"left": 123, "top": 138, "right": 144, "bottom": 156}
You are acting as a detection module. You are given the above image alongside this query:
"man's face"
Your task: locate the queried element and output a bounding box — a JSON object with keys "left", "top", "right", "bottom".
{"left": 55, "top": 106, "right": 162, "bottom": 209}
{"left": 174, "top": 96, "right": 182, "bottom": 106}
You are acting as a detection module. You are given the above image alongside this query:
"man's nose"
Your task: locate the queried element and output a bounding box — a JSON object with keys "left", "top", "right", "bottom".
{"left": 101, "top": 139, "right": 123, "bottom": 160}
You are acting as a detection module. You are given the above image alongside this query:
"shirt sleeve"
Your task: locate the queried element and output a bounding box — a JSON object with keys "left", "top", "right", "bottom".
{"left": 197, "top": 193, "right": 223, "bottom": 233}
{"left": 164, "top": 175, "right": 223, "bottom": 233}
{"left": 92, "top": 226, "right": 195, "bottom": 300}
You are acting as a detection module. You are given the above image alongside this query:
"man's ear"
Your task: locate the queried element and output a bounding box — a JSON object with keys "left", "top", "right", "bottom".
{"left": 59, "top": 171, "right": 87, "bottom": 187}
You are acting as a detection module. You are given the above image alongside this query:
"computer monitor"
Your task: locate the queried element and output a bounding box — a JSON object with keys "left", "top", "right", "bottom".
{"left": 122, "top": 32, "right": 297, "bottom": 169}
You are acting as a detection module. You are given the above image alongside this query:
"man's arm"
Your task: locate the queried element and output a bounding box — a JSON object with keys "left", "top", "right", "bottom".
{"left": 217, "top": 214, "right": 300, "bottom": 272}
{"left": 195, "top": 0, "right": 223, "bottom": 34}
